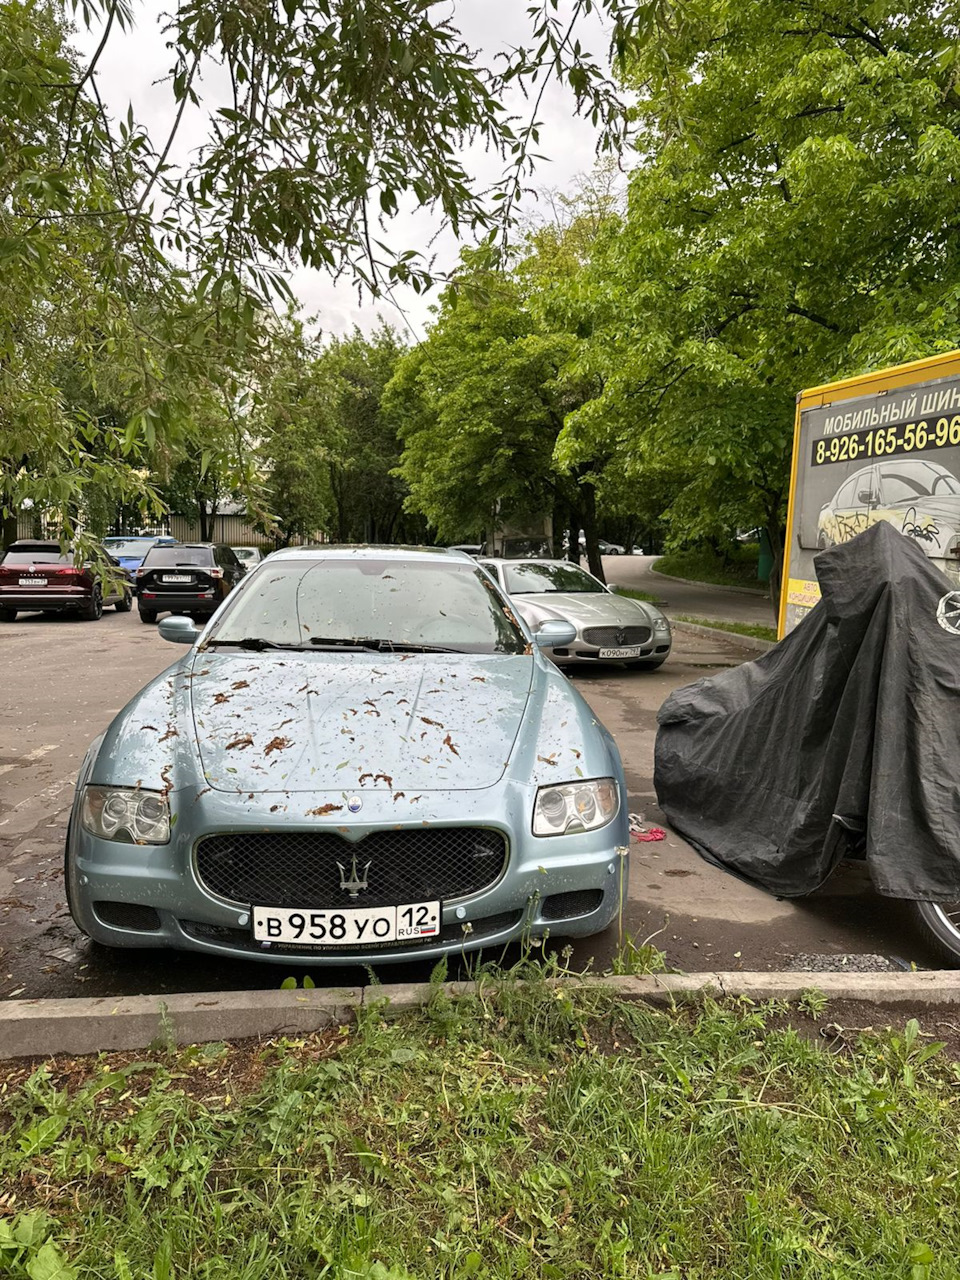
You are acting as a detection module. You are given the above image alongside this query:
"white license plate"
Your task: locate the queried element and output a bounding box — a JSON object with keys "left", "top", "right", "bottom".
{"left": 599, "top": 645, "right": 645, "bottom": 658}
{"left": 162, "top": 574, "right": 192, "bottom": 583}
{"left": 19, "top": 577, "right": 48, "bottom": 586}
{"left": 253, "top": 900, "right": 441, "bottom": 945}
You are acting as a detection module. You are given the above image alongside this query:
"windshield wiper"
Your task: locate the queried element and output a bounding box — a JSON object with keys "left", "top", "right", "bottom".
{"left": 309, "top": 636, "right": 465, "bottom": 654}
{"left": 203, "top": 637, "right": 306, "bottom": 651}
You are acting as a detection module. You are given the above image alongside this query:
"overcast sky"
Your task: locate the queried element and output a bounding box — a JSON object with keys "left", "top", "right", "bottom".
{"left": 78, "top": 1, "right": 610, "bottom": 340}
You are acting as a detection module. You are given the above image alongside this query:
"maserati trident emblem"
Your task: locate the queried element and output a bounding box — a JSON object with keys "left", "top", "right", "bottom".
{"left": 347, "top": 795, "right": 362, "bottom": 813}
{"left": 615, "top": 629, "right": 627, "bottom": 647}
{"left": 337, "top": 850, "right": 371, "bottom": 898}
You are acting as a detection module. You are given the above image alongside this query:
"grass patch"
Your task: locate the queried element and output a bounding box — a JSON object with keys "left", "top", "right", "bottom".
{"left": 654, "top": 544, "right": 764, "bottom": 589}
{"left": 618, "top": 587, "right": 662, "bottom": 604}
{"left": 675, "top": 615, "right": 778, "bottom": 643}
{"left": 0, "top": 976, "right": 955, "bottom": 1279}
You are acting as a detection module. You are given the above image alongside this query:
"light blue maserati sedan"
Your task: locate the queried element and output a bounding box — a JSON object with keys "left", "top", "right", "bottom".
{"left": 65, "top": 547, "right": 629, "bottom": 966}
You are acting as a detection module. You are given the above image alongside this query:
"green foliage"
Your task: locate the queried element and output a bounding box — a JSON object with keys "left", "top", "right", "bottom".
{"left": 1, "top": 990, "right": 959, "bottom": 1277}
{"left": 654, "top": 544, "right": 762, "bottom": 590}
{"left": 253, "top": 316, "right": 413, "bottom": 546}
{"left": 532, "top": 0, "right": 960, "bottom": 600}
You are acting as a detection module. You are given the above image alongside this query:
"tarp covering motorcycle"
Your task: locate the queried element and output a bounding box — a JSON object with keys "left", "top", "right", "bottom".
{"left": 654, "top": 521, "right": 960, "bottom": 901}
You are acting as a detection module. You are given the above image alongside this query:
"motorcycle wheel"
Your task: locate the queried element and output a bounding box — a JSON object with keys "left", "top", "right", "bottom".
{"left": 911, "top": 901, "right": 960, "bottom": 967}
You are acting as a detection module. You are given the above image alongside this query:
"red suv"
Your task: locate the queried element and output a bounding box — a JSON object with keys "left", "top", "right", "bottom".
{"left": 0, "top": 541, "right": 133, "bottom": 621}
{"left": 137, "top": 542, "right": 246, "bottom": 623}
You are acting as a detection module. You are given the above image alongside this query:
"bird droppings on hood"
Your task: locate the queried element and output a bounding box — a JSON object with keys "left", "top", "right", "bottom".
{"left": 471, "top": 676, "right": 486, "bottom": 683}
{"left": 231, "top": 680, "right": 250, "bottom": 690}
{"left": 392, "top": 791, "right": 405, "bottom": 801}
{"left": 194, "top": 787, "right": 211, "bottom": 802}
{"left": 443, "top": 734, "right": 460, "bottom": 757}
{"left": 409, "top": 794, "right": 423, "bottom": 803}
{"left": 140, "top": 724, "right": 159, "bottom": 732}
{"left": 212, "top": 692, "right": 232, "bottom": 705}
{"left": 359, "top": 771, "right": 393, "bottom": 787}
{"left": 159, "top": 764, "right": 173, "bottom": 797}
{"left": 538, "top": 753, "right": 558, "bottom": 766}
{"left": 421, "top": 716, "right": 444, "bottom": 728}
{"left": 264, "top": 736, "right": 293, "bottom": 755}
{"left": 158, "top": 727, "right": 178, "bottom": 743}
{"left": 226, "top": 734, "right": 254, "bottom": 750}
{"left": 306, "top": 803, "right": 343, "bottom": 816}
{"left": 276, "top": 718, "right": 293, "bottom": 730}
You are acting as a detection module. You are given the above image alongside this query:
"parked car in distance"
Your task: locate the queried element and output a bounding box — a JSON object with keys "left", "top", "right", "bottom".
{"left": 631, "top": 545, "right": 645, "bottom": 556}
{"left": 0, "top": 541, "right": 132, "bottom": 621}
{"left": 232, "top": 546, "right": 264, "bottom": 568}
{"left": 577, "top": 535, "right": 626, "bottom": 556}
{"left": 479, "top": 557, "right": 672, "bottom": 669}
{"left": 102, "top": 535, "right": 178, "bottom": 590}
{"left": 137, "top": 543, "right": 246, "bottom": 624}
{"left": 448, "top": 544, "right": 482, "bottom": 556}
{"left": 65, "top": 545, "right": 628, "bottom": 965}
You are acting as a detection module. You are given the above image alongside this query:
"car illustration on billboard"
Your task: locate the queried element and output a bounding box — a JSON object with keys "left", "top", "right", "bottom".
{"left": 817, "top": 459, "right": 960, "bottom": 559}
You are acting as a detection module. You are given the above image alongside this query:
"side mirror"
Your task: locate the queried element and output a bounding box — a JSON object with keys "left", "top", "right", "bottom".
{"left": 534, "top": 619, "right": 577, "bottom": 649}
{"left": 159, "top": 616, "right": 199, "bottom": 645}
{"left": 607, "top": 584, "right": 622, "bottom": 594}
{"left": 857, "top": 489, "right": 878, "bottom": 505}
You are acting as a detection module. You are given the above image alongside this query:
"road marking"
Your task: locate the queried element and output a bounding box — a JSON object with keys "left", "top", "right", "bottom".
{"left": 0, "top": 744, "right": 59, "bottom": 779}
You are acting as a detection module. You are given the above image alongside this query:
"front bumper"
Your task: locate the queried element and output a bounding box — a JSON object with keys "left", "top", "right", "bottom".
{"left": 546, "top": 636, "right": 672, "bottom": 665}
{"left": 67, "top": 819, "right": 630, "bottom": 965}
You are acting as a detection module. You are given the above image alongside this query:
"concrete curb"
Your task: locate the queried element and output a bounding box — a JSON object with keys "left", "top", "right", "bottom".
{"left": 671, "top": 620, "right": 776, "bottom": 655}
{"left": 649, "top": 565, "right": 770, "bottom": 598}
{"left": 3, "top": 970, "right": 960, "bottom": 1060}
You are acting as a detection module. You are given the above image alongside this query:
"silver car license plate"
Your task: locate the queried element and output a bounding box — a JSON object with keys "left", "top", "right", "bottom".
{"left": 599, "top": 646, "right": 644, "bottom": 658}
{"left": 162, "top": 574, "right": 192, "bottom": 583}
{"left": 253, "top": 900, "right": 441, "bottom": 945}
{"left": 19, "top": 577, "right": 47, "bottom": 586}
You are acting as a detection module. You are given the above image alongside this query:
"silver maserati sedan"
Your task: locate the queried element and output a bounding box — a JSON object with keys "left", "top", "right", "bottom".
{"left": 478, "top": 558, "right": 672, "bottom": 669}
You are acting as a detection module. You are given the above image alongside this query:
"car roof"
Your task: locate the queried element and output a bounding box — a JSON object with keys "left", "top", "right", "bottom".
{"left": 265, "top": 544, "right": 469, "bottom": 563}
{"left": 8, "top": 540, "right": 62, "bottom": 550}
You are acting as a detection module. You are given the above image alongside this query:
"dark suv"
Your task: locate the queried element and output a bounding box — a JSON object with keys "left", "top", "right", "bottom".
{"left": 0, "top": 541, "right": 132, "bottom": 621}
{"left": 136, "top": 543, "right": 246, "bottom": 624}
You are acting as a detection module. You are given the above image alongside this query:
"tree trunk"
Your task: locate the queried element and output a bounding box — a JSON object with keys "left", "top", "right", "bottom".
{"left": 2, "top": 512, "right": 18, "bottom": 552}
{"left": 580, "top": 480, "right": 605, "bottom": 582}
{"left": 765, "top": 504, "right": 785, "bottom": 624}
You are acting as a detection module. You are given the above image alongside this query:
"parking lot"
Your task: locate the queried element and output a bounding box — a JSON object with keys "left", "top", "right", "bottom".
{"left": 0, "top": 600, "right": 940, "bottom": 1001}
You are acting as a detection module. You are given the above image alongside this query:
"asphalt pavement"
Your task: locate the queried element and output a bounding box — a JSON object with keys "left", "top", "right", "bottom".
{"left": 0, "top": 570, "right": 940, "bottom": 1002}
{"left": 606, "top": 554, "right": 774, "bottom": 626}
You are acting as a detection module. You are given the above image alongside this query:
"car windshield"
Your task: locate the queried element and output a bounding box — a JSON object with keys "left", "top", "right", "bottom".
{"left": 503, "top": 562, "right": 606, "bottom": 595}
{"left": 143, "top": 547, "right": 212, "bottom": 567}
{"left": 205, "top": 558, "right": 528, "bottom": 654}
{"left": 103, "top": 539, "right": 157, "bottom": 556}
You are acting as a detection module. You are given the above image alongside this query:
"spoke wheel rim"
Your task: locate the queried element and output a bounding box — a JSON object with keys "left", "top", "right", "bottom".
{"left": 928, "top": 904, "right": 960, "bottom": 937}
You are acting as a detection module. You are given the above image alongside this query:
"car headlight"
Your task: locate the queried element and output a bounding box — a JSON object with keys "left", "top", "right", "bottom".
{"left": 653, "top": 613, "right": 671, "bottom": 633}
{"left": 533, "top": 778, "right": 619, "bottom": 836}
{"left": 81, "top": 786, "right": 171, "bottom": 844}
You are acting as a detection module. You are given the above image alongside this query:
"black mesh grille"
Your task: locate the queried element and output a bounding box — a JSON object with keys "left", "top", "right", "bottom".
{"left": 93, "top": 901, "right": 161, "bottom": 931}
{"left": 195, "top": 828, "right": 508, "bottom": 908}
{"left": 541, "top": 889, "right": 604, "bottom": 920}
{"left": 581, "top": 625, "right": 651, "bottom": 647}
{"left": 181, "top": 909, "right": 523, "bottom": 954}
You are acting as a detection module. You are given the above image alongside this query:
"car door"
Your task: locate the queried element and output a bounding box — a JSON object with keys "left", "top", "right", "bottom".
{"left": 829, "top": 469, "right": 877, "bottom": 543}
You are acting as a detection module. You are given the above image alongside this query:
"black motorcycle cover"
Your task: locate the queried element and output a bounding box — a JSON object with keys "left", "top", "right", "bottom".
{"left": 654, "top": 521, "right": 960, "bottom": 900}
